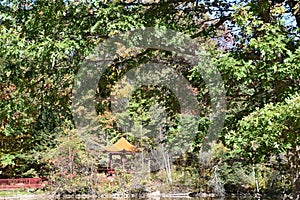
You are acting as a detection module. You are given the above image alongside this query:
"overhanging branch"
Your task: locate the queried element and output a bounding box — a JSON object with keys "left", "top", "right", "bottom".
{"left": 191, "top": 15, "right": 232, "bottom": 39}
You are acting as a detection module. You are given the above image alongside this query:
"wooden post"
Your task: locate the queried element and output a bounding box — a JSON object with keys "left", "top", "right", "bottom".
{"left": 109, "top": 153, "right": 113, "bottom": 169}
{"left": 121, "top": 152, "right": 126, "bottom": 171}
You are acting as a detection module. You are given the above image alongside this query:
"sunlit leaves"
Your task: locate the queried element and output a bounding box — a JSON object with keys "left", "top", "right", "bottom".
{"left": 227, "top": 95, "right": 300, "bottom": 163}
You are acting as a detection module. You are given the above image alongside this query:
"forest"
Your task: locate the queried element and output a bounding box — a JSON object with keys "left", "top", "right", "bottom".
{"left": 0, "top": 0, "right": 299, "bottom": 198}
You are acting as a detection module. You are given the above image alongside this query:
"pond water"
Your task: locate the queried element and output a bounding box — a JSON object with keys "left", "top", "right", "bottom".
{"left": 0, "top": 194, "right": 281, "bottom": 200}
{"left": 59, "top": 197, "right": 280, "bottom": 200}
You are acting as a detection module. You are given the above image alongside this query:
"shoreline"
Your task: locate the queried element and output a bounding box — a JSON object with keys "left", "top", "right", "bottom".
{"left": 0, "top": 191, "right": 288, "bottom": 200}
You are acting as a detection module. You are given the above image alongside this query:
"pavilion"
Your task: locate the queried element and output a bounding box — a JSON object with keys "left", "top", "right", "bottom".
{"left": 103, "top": 137, "right": 138, "bottom": 174}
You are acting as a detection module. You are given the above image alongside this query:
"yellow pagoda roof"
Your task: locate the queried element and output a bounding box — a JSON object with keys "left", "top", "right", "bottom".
{"left": 103, "top": 137, "right": 136, "bottom": 153}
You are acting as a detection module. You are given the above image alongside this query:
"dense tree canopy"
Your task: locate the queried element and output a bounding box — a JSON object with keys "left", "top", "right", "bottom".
{"left": 0, "top": 0, "right": 299, "bottom": 196}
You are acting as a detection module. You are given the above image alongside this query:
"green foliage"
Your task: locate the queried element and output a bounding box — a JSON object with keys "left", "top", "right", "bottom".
{"left": 226, "top": 95, "right": 300, "bottom": 161}
{"left": 225, "top": 95, "right": 300, "bottom": 194}
{"left": 0, "top": 0, "right": 300, "bottom": 196}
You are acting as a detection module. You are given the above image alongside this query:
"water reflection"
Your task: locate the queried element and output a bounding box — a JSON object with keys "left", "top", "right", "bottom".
{"left": 60, "top": 197, "right": 279, "bottom": 200}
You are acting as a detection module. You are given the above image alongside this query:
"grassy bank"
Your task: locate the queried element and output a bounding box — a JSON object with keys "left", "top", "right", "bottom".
{"left": 0, "top": 189, "right": 45, "bottom": 197}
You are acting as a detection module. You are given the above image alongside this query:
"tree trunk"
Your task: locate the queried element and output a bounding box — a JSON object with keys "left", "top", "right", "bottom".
{"left": 289, "top": 145, "right": 300, "bottom": 199}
